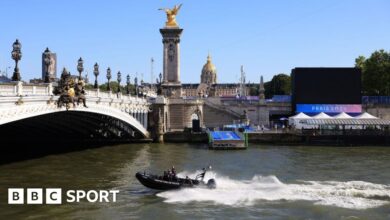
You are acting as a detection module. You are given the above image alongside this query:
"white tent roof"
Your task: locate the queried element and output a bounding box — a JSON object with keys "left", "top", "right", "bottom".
{"left": 313, "top": 112, "right": 332, "bottom": 119}
{"left": 355, "top": 112, "right": 378, "bottom": 119}
{"left": 333, "top": 112, "right": 353, "bottom": 119}
{"left": 290, "top": 112, "right": 311, "bottom": 119}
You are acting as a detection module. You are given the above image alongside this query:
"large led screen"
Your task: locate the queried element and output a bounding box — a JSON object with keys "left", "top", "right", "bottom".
{"left": 291, "top": 68, "right": 361, "bottom": 113}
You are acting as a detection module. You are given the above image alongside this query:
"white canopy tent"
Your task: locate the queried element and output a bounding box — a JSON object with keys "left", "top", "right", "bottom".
{"left": 289, "top": 112, "right": 313, "bottom": 129}
{"left": 312, "top": 112, "right": 332, "bottom": 119}
{"left": 289, "top": 112, "right": 311, "bottom": 119}
{"left": 289, "top": 112, "right": 310, "bottom": 122}
{"left": 288, "top": 112, "right": 388, "bottom": 130}
{"left": 333, "top": 112, "right": 353, "bottom": 119}
{"left": 355, "top": 112, "right": 378, "bottom": 119}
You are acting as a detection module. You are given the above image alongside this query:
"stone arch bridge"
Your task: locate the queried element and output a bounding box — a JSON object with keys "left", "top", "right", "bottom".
{"left": 0, "top": 83, "right": 151, "bottom": 143}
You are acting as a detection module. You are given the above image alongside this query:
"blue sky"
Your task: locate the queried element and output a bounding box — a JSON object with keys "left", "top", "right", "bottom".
{"left": 0, "top": 0, "right": 389, "bottom": 83}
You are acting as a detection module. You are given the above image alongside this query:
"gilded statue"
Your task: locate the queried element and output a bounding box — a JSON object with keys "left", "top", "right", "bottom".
{"left": 53, "top": 68, "right": 88, "bottom": 110}
{"left": 159, "top": 4, "right": 182, "bottom": 27}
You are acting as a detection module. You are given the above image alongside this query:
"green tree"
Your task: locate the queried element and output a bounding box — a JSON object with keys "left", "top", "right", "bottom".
{"left": 264, "top": 73, "right": 291, "bottom": 98}
{"left": 97, "top": 82, "right": 136, "bottom": 94}
{"left": 84, "top": 84, "right": 95, "bottom": 90}
{"left": 355, "top": 55, "right": 366, "bottom": 70}
{"left": 355, "top": 50, "right": 390, "bottom": 95}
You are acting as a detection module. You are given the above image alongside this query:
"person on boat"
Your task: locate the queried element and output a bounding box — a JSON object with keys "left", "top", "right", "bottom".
{"left": 171, "top": 166, "right": 176, "bottom": 176}
{"left": 170, "top": 166, "right": 178, "bottom": 181}
{"left": 163, "top": 171, "right": 167, "bottom": 180}
{"left": 167, "top": 170, "right": 172, "bottom": 181}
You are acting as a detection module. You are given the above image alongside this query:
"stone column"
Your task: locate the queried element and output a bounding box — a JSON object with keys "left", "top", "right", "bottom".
{"left": 16, "top": 81, "right": 23, "bottom": 96}
{"left": 156, "top": 107, "right": 164, "bottom": 143}
{"left": 259, "top": 75, "right": 265, "bottom": 104}
{"left": 48, "top": 83, "right": 53, "bottom": 95}
{"left": 160, "top": 27, "right": 183, "bottom": 97}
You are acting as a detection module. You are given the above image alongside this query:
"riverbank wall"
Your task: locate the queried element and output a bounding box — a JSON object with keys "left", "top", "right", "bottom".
{"left": 163, "top": 131, "right": 390, "bottom": 146}
{"left": 164, "top": 131, "right": 208, "bottom": 143}
{"left": 248, "top": 132, "right": 390, "bottom": 146}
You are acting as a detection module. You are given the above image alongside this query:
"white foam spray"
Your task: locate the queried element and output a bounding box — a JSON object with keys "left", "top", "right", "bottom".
{"left": 157, "top": 171, "right": 390, "bottom": 210}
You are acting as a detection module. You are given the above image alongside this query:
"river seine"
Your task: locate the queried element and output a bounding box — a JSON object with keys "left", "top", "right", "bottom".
{"left": 1, "top": 143, "right": 390, "bottom": 219}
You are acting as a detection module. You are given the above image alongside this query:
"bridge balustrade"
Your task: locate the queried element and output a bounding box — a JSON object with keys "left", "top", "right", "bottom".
{"left": 0, "top": 83, "right": 148, "bottom": 104}
{"left": 0, "top": 82, "right": 52, "bottom": 96}
{"left": 0, "top": 84, "right": 15, "bottom": 96}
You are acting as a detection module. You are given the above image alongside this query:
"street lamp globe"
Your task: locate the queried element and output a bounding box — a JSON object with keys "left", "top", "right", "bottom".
{"left": 134, "top": 76, "right": 138, "bottom": 96}
{"left": 77, "top": 57, "right": 84, "bottom": 80}
{"left": 93, "top": 62, "right": 99, "bottom": 89}
{"left": 106, "top": 67, "right": 112, "bottom": 91}
{"left": 11, "top": 39, "right": 22, "bottom": 81}
{"left": 117, "top": 71, "right": 122, "bottom": 93}
{"left": 126, "top": 74, "right": 131, "bottom": 95}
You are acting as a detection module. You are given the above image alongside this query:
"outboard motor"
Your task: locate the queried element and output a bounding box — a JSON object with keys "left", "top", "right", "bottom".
{"left": 207, "top": 179, "right": 216, "bottom": 189}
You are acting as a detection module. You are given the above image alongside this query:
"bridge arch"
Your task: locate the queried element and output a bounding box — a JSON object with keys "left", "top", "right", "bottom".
{"left": 0, "top": 104, "right": 149, "bottom": 138}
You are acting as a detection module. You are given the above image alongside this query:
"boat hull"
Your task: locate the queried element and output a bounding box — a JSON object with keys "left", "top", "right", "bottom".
{"left": 136, "top": 172, "right": 182, "bottom": 190}
{"left": 136, "top": 172, "right": 215, "bottom": 190}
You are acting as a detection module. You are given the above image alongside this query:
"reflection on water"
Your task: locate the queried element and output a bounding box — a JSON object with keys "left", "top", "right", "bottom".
{"left": 1, "top": 144, "right": 390, "bottom": 219}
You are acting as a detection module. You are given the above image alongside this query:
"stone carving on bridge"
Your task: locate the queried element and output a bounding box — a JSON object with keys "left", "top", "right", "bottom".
{"left": 53, "top": 68, "right": 87, "bottom": 110}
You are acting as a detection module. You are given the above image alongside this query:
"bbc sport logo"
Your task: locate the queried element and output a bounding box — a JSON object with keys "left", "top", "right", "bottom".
{"left": 8, "top": 188, "right": 119, "bottom": 204}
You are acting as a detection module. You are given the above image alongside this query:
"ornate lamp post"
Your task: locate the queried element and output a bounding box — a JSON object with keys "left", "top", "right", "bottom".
{"left": 140, "top": 79, "right": 144, "bottom": 96}
{"left": 117, "top": 71, "right": 122, "bottom": 94}
{"left": 106, "top": 67, "right": 111, "bottom": 91}
{"left": 156, "top": 72, "right": 163, "bottom": 95}
{"left": 93, "top": 63, "right": 99, "bottom": 89}
{"left": 134, "top": 76, "right": 138, "bottom": 96}
{"left": 43, "top": 47, "right": 52, "bottom": 83}
{"left": 126, "top": 74, "right": 131, "bottom": 95}
{"left": 77, "top": 57, "right": 84, "bottom": 80}
{"left": 11, "top": 39, "right": 22, "bottom": 81}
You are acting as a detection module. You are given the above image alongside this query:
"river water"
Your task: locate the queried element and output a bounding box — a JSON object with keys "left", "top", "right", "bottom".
{"left": 1, "top": 143, "right": 390, "bottom": 220}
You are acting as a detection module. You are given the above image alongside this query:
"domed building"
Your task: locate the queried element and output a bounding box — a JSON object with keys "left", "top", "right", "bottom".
{"left": 182, "top": 54, "right": 248, "bottom": 97}
{"left": 201, "top": 54, "right": 217, "bottom": 85}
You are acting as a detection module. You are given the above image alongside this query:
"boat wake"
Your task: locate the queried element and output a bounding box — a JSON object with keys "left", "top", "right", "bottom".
{"left": 156, "top": 171, "right": 390, "bottom": 209}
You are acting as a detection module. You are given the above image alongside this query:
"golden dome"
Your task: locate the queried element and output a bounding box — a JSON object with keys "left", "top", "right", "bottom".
{"left": 202, "top": 54, "right": 217, "bottom": 74}
{"left": 201, "top": 54, "right": 217, "bottom": 85}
